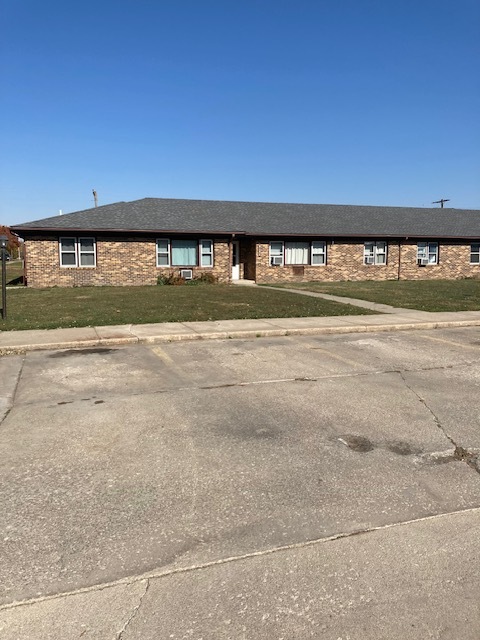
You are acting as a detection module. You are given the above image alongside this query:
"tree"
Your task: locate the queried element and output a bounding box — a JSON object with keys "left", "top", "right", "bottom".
{"left": 0, "top": 226, "right": 22, "bottom": 258}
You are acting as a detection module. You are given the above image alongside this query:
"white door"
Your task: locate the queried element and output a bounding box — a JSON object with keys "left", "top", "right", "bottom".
{"left": 232, "top": 241, "right": 240, "bottom": 280}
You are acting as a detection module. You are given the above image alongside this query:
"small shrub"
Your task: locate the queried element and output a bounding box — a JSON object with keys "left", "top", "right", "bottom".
{"left": 157, "top": 272, "right": 218, "bottom": 285}
{"left": 157, "top": 274, "right": 186, "bottom": 285}
{"left": 195, "top": 272, "right": 218, "bottom": 284}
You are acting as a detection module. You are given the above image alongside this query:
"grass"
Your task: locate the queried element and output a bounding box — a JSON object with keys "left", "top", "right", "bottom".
{"left": 4, "top": 260, "right": 24, "bottom": 285}
{"left": 265, "top": 279, "right": 480, "bottom": 312}
{"left": 0, "top": 284, "right": 374, "bottom": 332}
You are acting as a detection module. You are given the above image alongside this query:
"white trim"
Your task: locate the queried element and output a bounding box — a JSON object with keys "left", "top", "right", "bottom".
{"left": 470, "top": 243, "right": 480, "bottom": 264}
{"left": 364, "top": 241, "right": 387, "bottom": 265}
{"left": 417, "top": 241, "right": 438, "bottom": 265}
{"left": 78, "top": 237, "right": 96, "bottom": 267}
{"left": 311, "top": 241, "right": 326, "bottom": 265}
{"left": 156, "top": 238, "right": 171, "bottom": 267}
{"left": 59, "top": 236, "right": 77, "bottom": 267}
{"left": 59, "top": 236, "right": 96, "bottom": 268}
{"left": 269, "top": 241, "right": 284, "bottom": 266}
{"left": 200, "top": 239, "right": 213, "bottom": 267}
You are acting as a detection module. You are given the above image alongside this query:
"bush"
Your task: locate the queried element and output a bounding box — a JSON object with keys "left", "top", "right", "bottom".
{"left": 157, "top": 274, "right": 185, "bottom": 285}
{"left": 195, "top": 272, "right": 218, "bottom": 284}
{"left": 157, "top": 272, "right": 218, "bottom": 286}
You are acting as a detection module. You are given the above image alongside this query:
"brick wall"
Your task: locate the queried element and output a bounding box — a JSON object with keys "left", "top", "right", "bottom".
{"left": 24, "top": 236, "right": 230, "bottom": 287}
{"left": 23, "top": 235, "right": 480, "bottom": 287}
{"left": 254, "top": 239, "right": 480, "bottom": 283}
{"left": 398, "top": 241, "right": 479, "bottom": 280}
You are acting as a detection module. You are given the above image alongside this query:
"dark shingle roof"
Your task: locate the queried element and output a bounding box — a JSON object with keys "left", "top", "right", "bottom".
{"left": 11, "top": 197, "right": 480, "bottom": 238}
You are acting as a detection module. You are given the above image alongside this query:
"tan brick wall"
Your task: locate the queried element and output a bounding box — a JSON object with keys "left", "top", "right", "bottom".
{"left": 24, "top": 235, "right": 480, "bottom": 287}
{"left": 254, "top": 239, "right": 480, "bottom": 283}
{"left": 398, "top": 241, "right": 479, "bottom": 280}
{"left": 25, "top": 236, "right": 230, "bottom": 287}
{"left": 255, "top": 239, "right": 400, "bottom": 283}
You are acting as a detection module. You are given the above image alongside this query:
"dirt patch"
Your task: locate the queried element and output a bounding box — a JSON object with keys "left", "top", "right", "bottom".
{"left": 49, "top": 348, "right": 118, "bottom": 358}
{"left": 338, "top": 435, "right": 375, "bottom": 453}
{"left": 386, "top": 440, "right": 423, "bottom": 456}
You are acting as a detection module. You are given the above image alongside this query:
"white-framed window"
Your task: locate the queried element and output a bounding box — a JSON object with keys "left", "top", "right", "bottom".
{"left": 364, "top": 241, "right": 387, "bottom": 265}
{"left": 78, "top": 238, "right": 96, "bottom": 266}
{"left": 470, "top": 243, "right": 480, "bottom": 264}
{"left": 269, "top": 240, "right": 327, "bottom": 266}
{"left": 200, "top": 239, "right": 213, "bottom": 267}
{"left": 311, "top": 241, "right": 326, "bottom": 265}
{"left": 156, "top": 238, "right": 213, "bottom": 267}
{"left": 417, "top": 241, "right": 438, "bottom": 265}
{"left": 156, "top": 239, "right": 170, "bottom": 266}
{"left": 59, "top": 237, "right": 77, "bottom": 267}
{"left": 269, "top": 241, "right": 284, "bottom": 266}
{"left": 59, "top": 237, "right": 96, "bottom": 267}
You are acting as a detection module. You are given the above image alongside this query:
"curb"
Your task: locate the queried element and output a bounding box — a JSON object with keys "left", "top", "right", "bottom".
{"left": 0, "top": 318, "right": 479, "bottom": 356}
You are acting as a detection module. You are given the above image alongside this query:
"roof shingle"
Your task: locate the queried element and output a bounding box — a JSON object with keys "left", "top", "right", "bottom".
{"left": 11, "top": 197, "right": 480, "bottom": 238}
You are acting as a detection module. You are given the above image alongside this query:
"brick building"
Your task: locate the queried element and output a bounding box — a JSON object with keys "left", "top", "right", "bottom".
{"left": 11, "top": 198, "right": 480, "bottom": 287}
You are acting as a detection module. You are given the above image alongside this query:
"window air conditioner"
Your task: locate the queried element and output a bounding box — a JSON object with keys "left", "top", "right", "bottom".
{"left": 271, "top": 256, "right": 283, "bottom": 266}
{"left": 365, "top": 256, "right": 375, "bottom": 265}
{"left": 180, "top": 269, "right": 193, "bottom": 280}
{"left": 418, "top": 258, "right": 429, "bottom": 266}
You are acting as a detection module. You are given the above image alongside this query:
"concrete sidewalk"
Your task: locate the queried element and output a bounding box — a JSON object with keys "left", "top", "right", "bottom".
{"left": 1, "top": 308, "right": 480, "bottom": 355}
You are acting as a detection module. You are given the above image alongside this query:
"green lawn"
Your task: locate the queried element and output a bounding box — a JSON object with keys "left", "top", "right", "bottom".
{"left": 0, "top": 284, "right": 374, "bottom": 331}
{"left": 265, "top": 279, "right": 480, "bottom": 312}
{"left": 5, "top": 260, "right": 24, "bottom": 285}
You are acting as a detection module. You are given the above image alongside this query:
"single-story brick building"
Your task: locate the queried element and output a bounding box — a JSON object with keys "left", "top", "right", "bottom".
{"left": 11, "top": 197, "right": 480, "bottom": 287}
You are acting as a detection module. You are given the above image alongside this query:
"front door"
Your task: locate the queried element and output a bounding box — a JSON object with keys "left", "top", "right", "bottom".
{"left": 231, "top": 241, "right": 240, "bottom": 280}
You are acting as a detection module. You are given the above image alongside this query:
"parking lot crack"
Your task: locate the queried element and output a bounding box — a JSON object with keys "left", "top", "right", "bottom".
{"left": 399, "top": 371, "right": 480, "bottom": 475}
{"left": 116, "top": 578, "right": 149, "bottom": 639}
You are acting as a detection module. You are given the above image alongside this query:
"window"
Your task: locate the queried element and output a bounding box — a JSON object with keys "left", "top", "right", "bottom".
{"left": 156, "top": 239, "right": 170, "bottom": 266}
{"left": 364, "top": 241, "right": 387, "bottom": 265}
{"left": 269, "top": 241, "right": 284, "bottom": 266}
{"left": 79, "top": 238, "right": 96, "bottom": 266}
{"left": 171, "top": 239, "right": 197, "bottom": 266}
{"left": 156, "top": 238, "right": 213, "bottom": 267}
{"left": 311, "top": 241, "right": 326, "bottom": 265}
{"left": 269, "top": 240, "right": 327, "bottom": 266}
{"left": 470, "top": 243, "right": 480, "bottom": 264}
{"left": 59, "top": 237, "right": 96, "bottom": 267}
{"left": 60, "top": 237, "right": 77, "bottom": 266}
{"left": 417, "top": 242, "right": 438, "bottom": 265}
{"left": 200, "top": 239, "right": 213, "bottom": 267}
{"left": 285, "top": 242, "right": 309, "bottom": 265}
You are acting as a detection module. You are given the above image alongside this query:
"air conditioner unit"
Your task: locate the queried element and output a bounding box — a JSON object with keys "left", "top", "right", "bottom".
{"left": 418, "top": 258, "right": 429, "bottom": 266}
{"left": 271, "top": 256, "right": 283, "bottom": 266}
{"left": 180, "top": 269, "right": 193, "bottom": 280}
{"left": 365, "top": 256, "right": 375, "bottom": 265}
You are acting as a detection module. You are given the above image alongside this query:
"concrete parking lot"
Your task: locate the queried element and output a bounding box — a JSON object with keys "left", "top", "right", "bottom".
{"left": 0, "top": 327, "right": 479, "bottom": 638}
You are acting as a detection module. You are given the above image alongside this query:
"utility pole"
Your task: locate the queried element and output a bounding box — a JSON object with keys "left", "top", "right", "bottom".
{"left": 432, "top": 198, "right": 450, "bottom": 208}
{"left": 93, "top": 189, "right": 98, "bottom": 207}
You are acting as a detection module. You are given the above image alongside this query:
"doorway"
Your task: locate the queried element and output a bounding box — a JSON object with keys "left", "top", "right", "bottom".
{"left": 231, "top": 241, "right": 240, "bottom": 280}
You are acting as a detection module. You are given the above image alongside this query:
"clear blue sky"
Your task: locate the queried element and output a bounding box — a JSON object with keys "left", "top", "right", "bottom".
{"left": 1, "top": 0, "right": 479, "bottom": 225}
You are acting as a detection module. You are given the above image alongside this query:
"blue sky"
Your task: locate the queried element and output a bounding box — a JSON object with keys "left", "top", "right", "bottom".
{"left": 1, "top": 0, "right": 479, "bottom": 224}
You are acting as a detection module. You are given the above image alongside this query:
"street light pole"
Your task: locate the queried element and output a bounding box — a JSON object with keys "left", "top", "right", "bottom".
{"left": 0, "top": 235, "right": 7, "bottom": 319}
